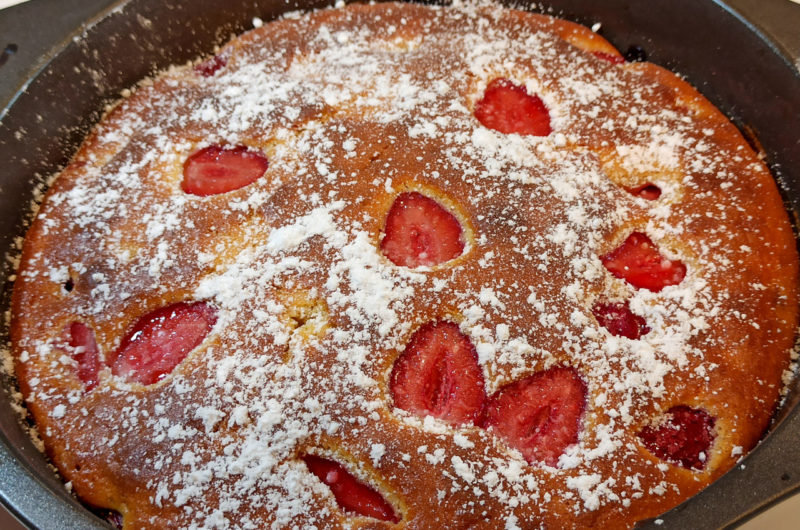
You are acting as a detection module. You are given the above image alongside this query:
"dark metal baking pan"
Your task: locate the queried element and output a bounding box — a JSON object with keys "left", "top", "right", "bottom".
{"left": 1, "top": 0, "right": 799, "bottom": 528}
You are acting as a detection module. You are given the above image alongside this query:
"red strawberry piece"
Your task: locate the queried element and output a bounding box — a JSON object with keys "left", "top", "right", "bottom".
{"left": 109, "top": 302, "right": 217, "bottom": 385}
{"left": 96, "top": 509, "right": 123, "bottom": 530}
{"left": 638, "top": 405, "right": 716, "bottom": 469}
{"left": 380, "top": 192, "right": 465, "bottom": 268}
{"left": 591, "top": 300, "right": 650, "bottom": 339}
{"left": 106, "top": 511, "right": 123, "bottom": 530}
{"left": 389, "top": 321, "right": 485, "bottom": 425}
{"left": 182, "top": 145, "right": 269, "bottom": 196}
{"left": 592, "top": 51, "right": 625, "bottom": 65}
{"left": 303, "top": 454, "right": 400, "bottom": 523}
{"left": 474, "top": 78, "right": 552, "bottom": 136}
{"left": 624, "top": 183, "right": 662, "bottom": 200}
{"left": 600, "top": 232, "right": 686, "bottom": 292}
{"left": 66, "top": 322, "right": 102, "bottom": 391}
{"left": 480, "top": 367, "right": 587, "bottom": 466}
{"left": 194, "top": 53, "right": 227, "bottom": 77}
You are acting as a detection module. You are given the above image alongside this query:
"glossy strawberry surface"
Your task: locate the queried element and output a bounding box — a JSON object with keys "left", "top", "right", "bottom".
{"left": 481, "top": 367, "right": 587, "bottom": 466}
{"left": 182, "top": 145, "right": 269, "bottom": 196}
{"left": 381, "top": 192, "right": 465, "bottom": 268}
{"left": 638, "top": 405, "right": 716, "bottom": 469}
{"left": 390, "top": 321, "right": 486, "bottom": 425}
{"left": 303, "top": 455, "right": 399, "bottom": 522}
{"left": 109, "top": 302, "right": 217, "bottom": 385}
{"left": 474, "top": 78, "right": 552, "bottom": 136}
{"left": 601, "top": 232, "right": 686, "bottom": 292}
{"left": 592, "top": 301, "right": 650, "bottom": 339}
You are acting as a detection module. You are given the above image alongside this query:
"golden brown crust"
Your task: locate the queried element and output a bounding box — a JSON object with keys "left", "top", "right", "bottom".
{"left": 9, "top": 2, "right": 798, "bottom": 529}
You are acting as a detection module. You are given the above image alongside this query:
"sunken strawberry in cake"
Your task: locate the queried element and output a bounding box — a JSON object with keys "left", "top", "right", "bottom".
{"left": 9, "top": 1, "right": 799, "bottom": 528}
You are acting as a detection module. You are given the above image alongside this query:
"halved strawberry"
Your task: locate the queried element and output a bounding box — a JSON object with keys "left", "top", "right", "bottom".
{"left": 592, "top": 51, "right": 625, "bottom": 65}
{"left": 389, "top": 321, "right": 485, "bottom": 425}
{"left": 65, "top": 322, "right": 102, "bottom": 391}
{"left": 194, "top": 53, "right": 227, "bottom": 77}
{"left": 624, "top": 183, "right": 662, "bottom": 200}
{"left": 182, "top": 145, "right": 269, "bottom": 196}
{"left": 591, "top": 300, "right": 650, "bottom": 339}
{"left": 302, "top": 454, "right": 400, "bottom": 523}
{"left": 109, "top": 302, "right": 217, "bottom": 385}
{"left": 480, "top": 367, "right": 587, "bottom": 466}
{"left": 638, "top": 405, "right": 716, "bottom": 469}
{"left": 474, "top": 78, "right": 552, "bottom": 136}
{"left": 600, "top": 232, "right": 686, "bottom": 292}
{"left": 380, "top": 192, "right": 465, "bottom": 268}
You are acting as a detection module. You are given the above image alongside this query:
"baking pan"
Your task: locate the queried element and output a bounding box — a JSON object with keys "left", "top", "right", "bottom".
{"left": 1, "top": 0, "right": 799, "bottom": 528}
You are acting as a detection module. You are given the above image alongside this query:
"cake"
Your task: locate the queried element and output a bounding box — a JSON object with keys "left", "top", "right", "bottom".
{"left": 8, "top": 1, "right": 799, "bottom": 528}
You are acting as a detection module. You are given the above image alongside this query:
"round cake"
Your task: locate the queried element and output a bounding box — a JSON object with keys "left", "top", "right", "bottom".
{"left": 9, "top": 1, "right": 799, "bottom": 528}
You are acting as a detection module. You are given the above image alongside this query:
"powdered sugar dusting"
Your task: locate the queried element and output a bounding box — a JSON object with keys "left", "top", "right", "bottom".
{"left": 5, "top": 1, "right": 798, "bottom": 528}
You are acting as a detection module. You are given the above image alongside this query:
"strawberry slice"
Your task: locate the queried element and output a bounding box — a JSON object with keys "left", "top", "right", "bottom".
{"left": 474, "top": 78, "right": 552, "bottom": 136}
{"left": 65, "top": 322, "right": 102, "bottom": 391}
{"left": 194, "top": 53, "right": 227, "bottom": 77}
{"left": 600, "top": 232, "right": 686, "bottom": 292}
{"left": 591, "top": 301, "right": 650, "bottom": 339}
{"left": 109, "top": 302, "right": 217, "bottom": 385}
{"left": 480, "top": 367, "right": 587, "bottom": 466}
{"left": 592, "top": 51, "right": 625, "bottom": 65}
{"left": 303, "top": 455, "right": 400, "bottom": 522}
{"left": 638, "top": 405, "right": 716, "bottom": 469}
{"left": 95, "top": 509, "right": 123, "bottom": 530}
{"left": 380, "top": 192, "right": 465, "bottom": 268}
{"left": 624, "top": 183, "right": 662, "bottom": 200}
{"left": 182, "top": 145, "right": 269, "bottom": 196}
{"left": 389, "top": 321, "right": 485, "bottom": 425}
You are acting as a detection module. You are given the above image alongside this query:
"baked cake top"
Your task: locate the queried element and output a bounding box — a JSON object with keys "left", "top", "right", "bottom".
{"left": 8, "top": 2, "right": 799, "bottom": 528}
